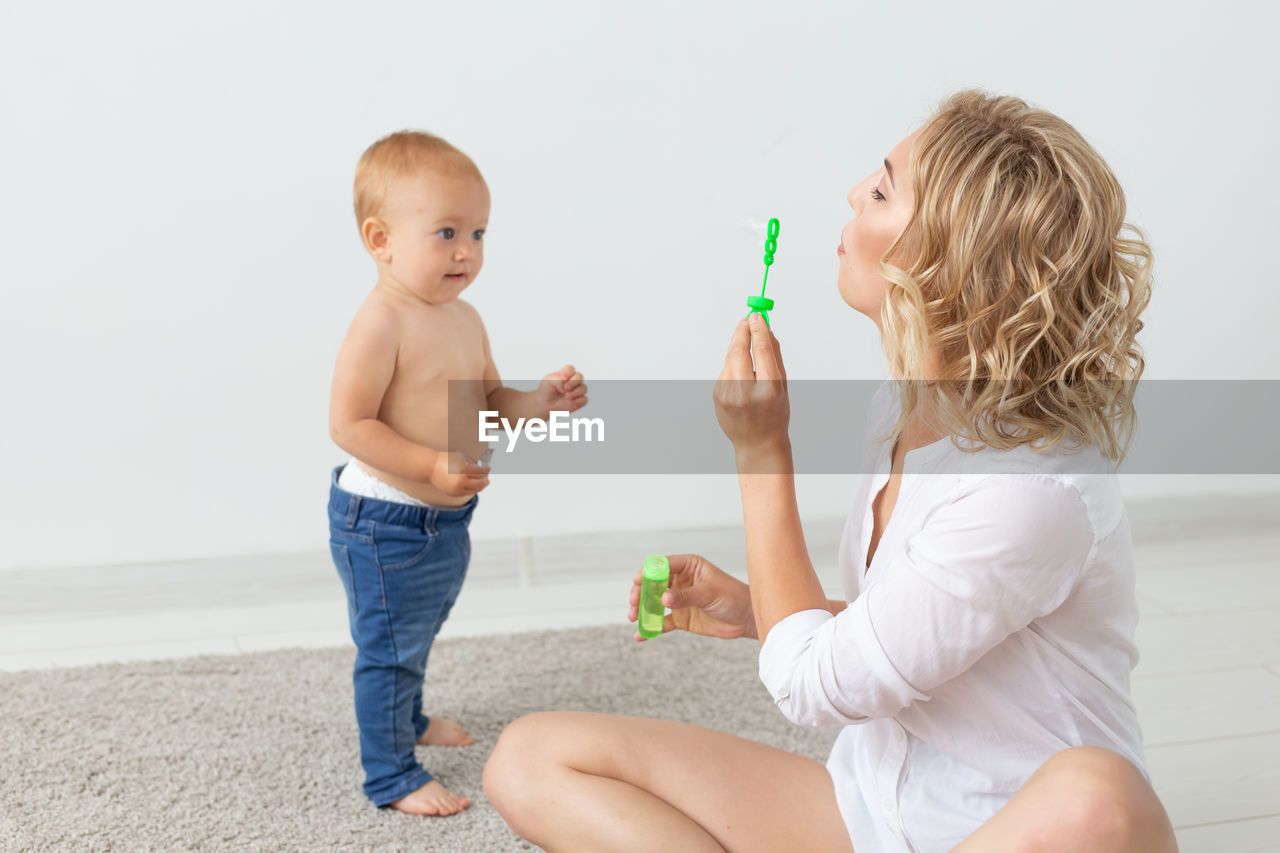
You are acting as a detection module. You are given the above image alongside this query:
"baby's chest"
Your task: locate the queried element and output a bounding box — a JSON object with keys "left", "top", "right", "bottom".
{"left": 394, "top": 337, "right": 486, "bottom": 388}
{"left": 395, "top": 312, "right": 486, "bottom": 381}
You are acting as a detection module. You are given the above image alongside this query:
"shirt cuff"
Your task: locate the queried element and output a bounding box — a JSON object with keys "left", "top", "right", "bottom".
{"left": 758, "top": 608, "right": 834, "bottom": 704}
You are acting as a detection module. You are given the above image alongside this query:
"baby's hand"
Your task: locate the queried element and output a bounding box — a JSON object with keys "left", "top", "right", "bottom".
{"left": 430, "top": 452, "right": 491, "bottom": 497}
{"left": 535, "top": 365, "right": 588, "bottom": 416}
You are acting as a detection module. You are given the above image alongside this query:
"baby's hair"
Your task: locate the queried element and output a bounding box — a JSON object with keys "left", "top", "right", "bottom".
{"left": 353, "top": 131, "right": 486, "bottom": 229}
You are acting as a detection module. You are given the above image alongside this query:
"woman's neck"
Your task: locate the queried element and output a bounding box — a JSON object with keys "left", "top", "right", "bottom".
{"left": 899, "top": 396, "right": 949, "bottom": 453}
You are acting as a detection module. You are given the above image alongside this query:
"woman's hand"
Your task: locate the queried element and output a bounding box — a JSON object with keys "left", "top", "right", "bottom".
{"left": 713, "top": 314, "right": 791, "bottom": 465}
{"left": 627, "top": 553, "right": 757, "bottom": 641}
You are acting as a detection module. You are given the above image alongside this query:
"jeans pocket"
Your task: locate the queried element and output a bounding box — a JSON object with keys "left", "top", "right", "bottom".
{"left": 371, "top": 522, "right": 436, "bottom": 572}
{"left": 329, "top": 542, "right": 358, "bottom": 624}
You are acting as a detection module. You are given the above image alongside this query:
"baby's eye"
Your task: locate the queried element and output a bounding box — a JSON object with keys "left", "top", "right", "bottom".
{"left": 871, "top": 185, "right": 886, "bottom": 201}
{"left": 438, "top": 228, "right": 455, "bottom": 239}
{"left": 472, "top": 229, "right": 485, "bottom": 240}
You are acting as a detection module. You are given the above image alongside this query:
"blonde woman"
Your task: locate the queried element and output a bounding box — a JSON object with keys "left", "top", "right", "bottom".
{"left": 484, "top": 90, "right": 1178, "bottom": 852}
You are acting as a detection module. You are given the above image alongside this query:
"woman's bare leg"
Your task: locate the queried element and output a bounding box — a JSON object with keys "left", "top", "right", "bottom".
{"left": 954, "top": 746, "right": 1178, "bottom": 852}
{"left": 483, "top": 711, "right": 853, "bottom": 853}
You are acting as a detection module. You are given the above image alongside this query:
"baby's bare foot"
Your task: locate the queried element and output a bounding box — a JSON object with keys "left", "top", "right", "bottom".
{"left": 389, "top": 780, "right": 470, "bottom": 816}
{"left": 418, "top": 716, "right": 474, "bottom": 747}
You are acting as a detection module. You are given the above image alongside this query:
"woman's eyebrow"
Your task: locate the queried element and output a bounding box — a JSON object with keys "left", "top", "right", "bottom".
{"left": 884, "top": 158, "right": 896, "bottom": 190}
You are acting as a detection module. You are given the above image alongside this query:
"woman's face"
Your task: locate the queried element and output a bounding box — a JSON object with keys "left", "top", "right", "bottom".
{"left": 837, "top": 129, "right": 919, "bottom": 328}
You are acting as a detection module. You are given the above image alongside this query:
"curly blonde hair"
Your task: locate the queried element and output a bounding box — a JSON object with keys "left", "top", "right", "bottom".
{"left": 881, "top": 89, "right": 1153, "bottom": 463}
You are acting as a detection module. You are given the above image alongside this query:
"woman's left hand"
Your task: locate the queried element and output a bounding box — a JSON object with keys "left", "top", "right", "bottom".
{"left": 713, "top": 313, "right": 791, "bottom": 462}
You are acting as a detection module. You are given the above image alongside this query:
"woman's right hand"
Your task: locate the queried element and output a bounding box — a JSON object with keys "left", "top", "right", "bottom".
{"left": 627, "top": 553, "right": 757, "bottom": 641}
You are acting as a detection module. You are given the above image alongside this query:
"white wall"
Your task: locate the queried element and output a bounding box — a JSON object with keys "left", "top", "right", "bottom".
{"left": 3, "top": 0, "right": 1277, "bottom": 570}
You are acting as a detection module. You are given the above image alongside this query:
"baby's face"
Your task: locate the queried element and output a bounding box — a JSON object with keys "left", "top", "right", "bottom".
{"left": 379, "top": 172, "right": 491, "bottom": 304}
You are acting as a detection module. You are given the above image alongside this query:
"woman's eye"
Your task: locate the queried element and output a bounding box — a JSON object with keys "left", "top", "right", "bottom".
{"left": 871, "top": 186, "right": 886, "bottom": 201}
{"left": 438, "top": 228, "right": 455, "bottom": 239}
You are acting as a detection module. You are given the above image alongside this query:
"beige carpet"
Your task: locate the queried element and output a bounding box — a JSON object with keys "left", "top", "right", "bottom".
{"left": 1, "top": 625, "right": 839, "bottom": 852}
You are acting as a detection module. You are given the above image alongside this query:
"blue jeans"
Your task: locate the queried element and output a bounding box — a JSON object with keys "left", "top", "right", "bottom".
{"left": 327, "top": 465, "right": 477, "bottom": 806}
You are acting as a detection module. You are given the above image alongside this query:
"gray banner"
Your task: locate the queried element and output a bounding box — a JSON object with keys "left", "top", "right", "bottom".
{"left": 447, "top": 380, "right": 1280, "bottom": 474}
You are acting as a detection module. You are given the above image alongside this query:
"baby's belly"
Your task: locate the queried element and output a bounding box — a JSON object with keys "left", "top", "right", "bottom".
{"left": 371, "top": 387, "right": 491, "bottom": 508}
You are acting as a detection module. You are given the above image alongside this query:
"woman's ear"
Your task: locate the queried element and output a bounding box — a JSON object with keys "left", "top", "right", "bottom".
{"left": 361, "top": 217, "right": 391, "bottom": 261}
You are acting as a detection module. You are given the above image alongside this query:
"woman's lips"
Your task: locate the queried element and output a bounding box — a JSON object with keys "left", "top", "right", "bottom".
{"left": 837, "top": 244, "right": 845, "bottom": 255}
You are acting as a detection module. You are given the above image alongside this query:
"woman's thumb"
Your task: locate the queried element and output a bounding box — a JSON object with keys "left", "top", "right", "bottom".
{"left": 664, "top": 586, "right": 701, "bottom": 609}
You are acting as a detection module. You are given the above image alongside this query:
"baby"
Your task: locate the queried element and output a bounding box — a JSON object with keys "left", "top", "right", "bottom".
{"left": 327, "top": 131, "right": 587, "bottom": 816}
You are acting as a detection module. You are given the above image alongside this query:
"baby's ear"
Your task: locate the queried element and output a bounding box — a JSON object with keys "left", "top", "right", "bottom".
{"left": 361, "top": 217, "right": 391, "bottom": 260}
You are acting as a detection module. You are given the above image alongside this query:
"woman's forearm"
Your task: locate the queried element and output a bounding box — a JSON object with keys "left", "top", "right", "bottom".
{"left": 736, "top": 442, "right": 832, "bottom": 642}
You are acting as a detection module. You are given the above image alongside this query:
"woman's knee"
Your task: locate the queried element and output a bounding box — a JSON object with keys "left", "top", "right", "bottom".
{"left": 483, "top": 712, "right": 565, "bottom": 830}
{"left": 1031, "top": 747, "right": 1175, "bottom": 852}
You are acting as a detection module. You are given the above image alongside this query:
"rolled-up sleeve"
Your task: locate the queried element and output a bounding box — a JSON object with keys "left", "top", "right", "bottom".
{"left": 758, "top": 474, "right": 1094, "bottom": 727}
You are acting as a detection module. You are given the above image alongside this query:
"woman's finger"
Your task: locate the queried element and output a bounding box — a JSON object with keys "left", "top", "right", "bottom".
{"left": 721, "top": 318, "right": 754, "bottom": 382}
{"left": 747, "top": 314, "right": 782, "bottom": 381}
{"left": 664, "top": 553, "right": 701, "bottom": 586}
{"left": 663, "top": 586, "right": 704, "bottom": 611}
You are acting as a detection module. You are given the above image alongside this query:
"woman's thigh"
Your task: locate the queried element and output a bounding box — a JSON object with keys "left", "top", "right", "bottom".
{"left": 485, "top": 710, "right": 853, "bottom": 853}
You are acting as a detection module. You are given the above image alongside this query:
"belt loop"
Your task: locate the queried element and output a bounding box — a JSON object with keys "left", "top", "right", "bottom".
{"left": 345, "top": 494, "right": 361, "bottom": 529}
{"left": 423, "top": 506, "right": 438, "bottom": 535}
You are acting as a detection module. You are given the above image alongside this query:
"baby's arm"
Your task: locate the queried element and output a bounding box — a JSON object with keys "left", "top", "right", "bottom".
{"left": 475, "top": 311, "right": 587, "bottom": 421}
{"left": 480, "top": 326, "right": 542, "bottom": 422}
{"left": 329, "top": 304, "right": 438, "bottom": 482}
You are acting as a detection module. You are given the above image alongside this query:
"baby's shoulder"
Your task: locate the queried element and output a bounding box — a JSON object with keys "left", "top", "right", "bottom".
{"left": 346, "top": 290, "right": 406, "bottom": 340}
{"left": 355, "top": 287, "right": 406, "bottom": 322}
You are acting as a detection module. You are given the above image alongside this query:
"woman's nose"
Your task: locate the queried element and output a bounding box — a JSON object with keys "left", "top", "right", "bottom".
{"left": 848, "top": 170, "right": 879, "bottom": 215}
{"left": 847, "top": 183, "right": 865, "bottom": 216}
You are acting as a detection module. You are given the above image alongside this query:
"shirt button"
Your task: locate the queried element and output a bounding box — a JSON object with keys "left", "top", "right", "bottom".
{"left": 893, "top": 729, "right": 905, "bottom": 742}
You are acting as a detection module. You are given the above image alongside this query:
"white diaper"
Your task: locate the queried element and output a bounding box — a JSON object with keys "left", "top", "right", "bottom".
{"left": 337, "top": 460, "right": 430, "bottom": 507}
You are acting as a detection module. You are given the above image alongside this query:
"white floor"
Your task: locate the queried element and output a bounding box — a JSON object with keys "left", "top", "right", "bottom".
{"left": 4, "top": 497, "right": 1278, "bottom": 852}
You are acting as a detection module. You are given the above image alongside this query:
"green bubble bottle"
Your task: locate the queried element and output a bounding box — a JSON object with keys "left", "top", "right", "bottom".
{"left": 638, "top": 554, "right": 670, "bottom": 639}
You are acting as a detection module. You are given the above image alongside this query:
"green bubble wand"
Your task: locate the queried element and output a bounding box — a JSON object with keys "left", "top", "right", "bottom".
{"left": 746, "top": 217, "right": 780, "bottom": 326}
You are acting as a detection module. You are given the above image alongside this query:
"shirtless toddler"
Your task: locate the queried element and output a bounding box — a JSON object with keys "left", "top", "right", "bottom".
{"left": 327, "top": 131, "right": 587, "bottom": 816}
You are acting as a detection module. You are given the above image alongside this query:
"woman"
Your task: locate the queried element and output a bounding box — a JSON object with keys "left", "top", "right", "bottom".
{"left": 483, "top": 90, "right": 1178, "bottom": 852}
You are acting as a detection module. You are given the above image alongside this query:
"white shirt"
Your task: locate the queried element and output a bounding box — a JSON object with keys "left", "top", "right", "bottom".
{"left": 758, "top": 385, "right": 1147, "bottom": 852}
